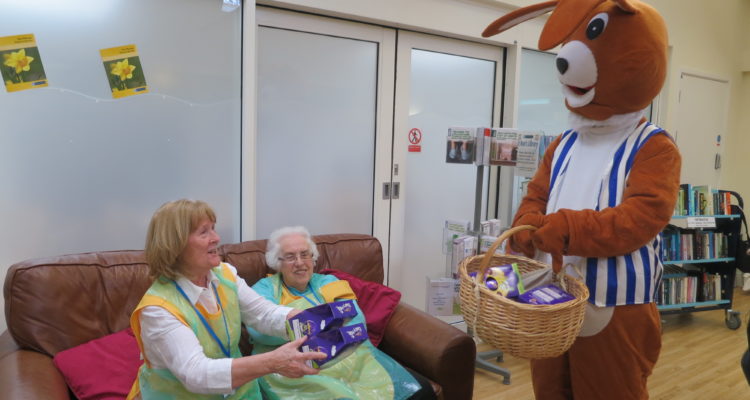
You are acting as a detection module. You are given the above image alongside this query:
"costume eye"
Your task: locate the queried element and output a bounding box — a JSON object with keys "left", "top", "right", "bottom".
{"left": 586, "top": 13, "right": 609, "bottom": 40}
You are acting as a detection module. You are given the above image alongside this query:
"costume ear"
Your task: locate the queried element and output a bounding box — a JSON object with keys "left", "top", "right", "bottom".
{"left": 482, "top": 1, "right": 557, "bottom": 38}
{"left": 612, "top": 0, "right": 638, "bottom": 13}
{"left": 538, "top": 0, "right": 603, "bottom": 50}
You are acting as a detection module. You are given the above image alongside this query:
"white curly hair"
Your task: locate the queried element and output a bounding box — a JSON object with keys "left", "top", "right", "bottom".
{"left": 265, "top": 226, "right": 319, "bottom": 271}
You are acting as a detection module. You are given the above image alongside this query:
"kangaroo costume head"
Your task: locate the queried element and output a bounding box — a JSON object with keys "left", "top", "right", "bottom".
{"left": 483, "top": 0, "right": 668, "bottom": 121}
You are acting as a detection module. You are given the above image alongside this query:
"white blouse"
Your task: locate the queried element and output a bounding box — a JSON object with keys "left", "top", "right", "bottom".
{"left": 139, "top": 263, "right": 292, "bottom": 394}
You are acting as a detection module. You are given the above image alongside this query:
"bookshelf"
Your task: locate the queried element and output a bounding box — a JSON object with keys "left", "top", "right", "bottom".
{"left": 658, "top": 189, "right": 743, "bottom": 330}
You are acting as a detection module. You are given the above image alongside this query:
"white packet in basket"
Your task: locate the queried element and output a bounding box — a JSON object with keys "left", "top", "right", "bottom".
{"left": 520, "top": 267, "right": 556, "bottom": 291}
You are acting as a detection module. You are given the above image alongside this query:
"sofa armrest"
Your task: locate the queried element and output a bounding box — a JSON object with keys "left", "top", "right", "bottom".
{"left": 0, "top": 331, "right": 19, "bottom": 360}
{"left": 0, "top": 348, "right": 70, "bottom": 400}
{"left": 379, "top": 303, "right": 476, "bottom": 400}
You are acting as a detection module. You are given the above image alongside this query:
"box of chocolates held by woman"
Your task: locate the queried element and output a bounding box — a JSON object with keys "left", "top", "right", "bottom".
{"left": 286, "top": 299, "right": 358, "bottom": 340}
{"left": 301, "top": 322, "right": 368, "bottom": 368}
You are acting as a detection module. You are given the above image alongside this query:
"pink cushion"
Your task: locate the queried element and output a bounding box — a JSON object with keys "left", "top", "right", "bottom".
{"left": 53, "top": 327, "right": 142, "bottom": 400}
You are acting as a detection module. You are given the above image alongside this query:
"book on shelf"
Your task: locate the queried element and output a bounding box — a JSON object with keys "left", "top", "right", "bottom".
{"left": 660, "top": 227, "right": 729, "bottom": 261}
{"left": 446, "top": 127, "right": 475, "bottom": 164}
{"left": 692, "top": 185, "right": 715, "bottom": 216}
{"left": 714, "top": 189, "right": 733, "bottom": 215}
{"left": 657, "top": 265, "right": 722, "bottom": 305}
{"left": 673, "top": 184, "right": 733, "bottom": 217}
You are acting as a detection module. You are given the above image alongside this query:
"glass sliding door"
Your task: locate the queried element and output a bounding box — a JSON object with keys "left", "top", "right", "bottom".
{"left": 254, "top": 8, "right": 395, "bottom": 261}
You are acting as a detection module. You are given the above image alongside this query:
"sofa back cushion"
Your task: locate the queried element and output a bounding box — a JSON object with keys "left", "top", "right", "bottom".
{"left": 4, "top": 250, "right": 150, "bottom": 356}
{"left": 4, "top": 233, "right": 384, "bottom": 357}
{"left": 221, "top": 234, "right": 384, "bottom": 285}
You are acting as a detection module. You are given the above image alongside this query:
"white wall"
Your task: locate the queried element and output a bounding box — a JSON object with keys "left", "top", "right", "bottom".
{"left": 646, "top": 0, "right": 749, "bottom": 196}
{"left": 257, "top": 0, "right": 750, "bottom": 198}
{"left": 256, "top": 0, "right": 546, "bottom": 49}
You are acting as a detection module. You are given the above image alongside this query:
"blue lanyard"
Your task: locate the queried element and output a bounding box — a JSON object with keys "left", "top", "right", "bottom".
{"left": 282, "top": 280, "right": 323, "bottom": 306}
{"left": 173, "top": 280, "right": 231, "bottom": 358}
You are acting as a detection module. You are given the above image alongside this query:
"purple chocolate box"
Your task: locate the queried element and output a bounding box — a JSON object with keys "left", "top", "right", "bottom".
{"left": 518, "top": 284, "right": 575, "bottom": 305}
{"left": 302, "top": 322, "right": 368, "bottom": 368}
{"left": 286, "top": 299, "right": 358, "bottom": 340}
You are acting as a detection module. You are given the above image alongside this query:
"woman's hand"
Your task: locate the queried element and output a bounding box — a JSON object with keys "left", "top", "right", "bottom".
{"left": 268, "top": 336, "right": 327, "bottom": 378}
{"left": 286, "top": 308, "right": 304, "bottom": 319}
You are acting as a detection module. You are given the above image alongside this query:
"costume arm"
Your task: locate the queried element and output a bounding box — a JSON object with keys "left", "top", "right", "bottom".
{"left": 532, "top": 134, "right": 681, "bottom": 257}
{"left": 509, "top": 137, "right": 559, "bottom": 256}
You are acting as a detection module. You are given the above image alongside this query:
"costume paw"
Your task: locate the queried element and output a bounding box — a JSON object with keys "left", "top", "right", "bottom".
{"left": 511, "top": 214, "right": 544, "bottom": 257}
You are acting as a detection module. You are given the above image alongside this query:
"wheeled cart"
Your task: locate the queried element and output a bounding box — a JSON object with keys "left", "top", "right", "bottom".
{"left": 658, "top": 190, "right": 745, "bottom": 330}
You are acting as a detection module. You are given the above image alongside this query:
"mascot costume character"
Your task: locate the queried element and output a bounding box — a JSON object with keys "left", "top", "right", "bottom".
{"left": 482, "top": 0, "right": 680, "bottom": 398}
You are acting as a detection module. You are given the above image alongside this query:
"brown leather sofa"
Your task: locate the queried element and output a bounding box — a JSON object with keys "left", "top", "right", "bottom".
{"left": 1, "top": 233, "right": 475, "bottom": 399}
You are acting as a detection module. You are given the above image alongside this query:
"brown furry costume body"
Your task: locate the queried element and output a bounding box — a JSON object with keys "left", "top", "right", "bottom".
{"left": 482, "top": 1, "right": 681, "bottom": 398}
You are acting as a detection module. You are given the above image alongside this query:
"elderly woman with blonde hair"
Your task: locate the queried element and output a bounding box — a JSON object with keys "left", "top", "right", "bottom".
{"left": 127, "top": 200, "right": 324, "bottom": 399}
{"left": 248, "top": 226, "right": 436, "bottom": 400}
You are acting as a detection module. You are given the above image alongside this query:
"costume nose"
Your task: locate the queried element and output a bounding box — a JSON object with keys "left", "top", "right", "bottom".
{"left": 556, "top": 57, "right": 569, "bottom": 74}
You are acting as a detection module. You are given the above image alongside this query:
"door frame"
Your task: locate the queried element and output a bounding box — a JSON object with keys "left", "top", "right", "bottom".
{"left": 248, "top": 7, "right": 396, "bottom": 273}
{"left": 388, "top": 30, "right": 505, "bottom": 291}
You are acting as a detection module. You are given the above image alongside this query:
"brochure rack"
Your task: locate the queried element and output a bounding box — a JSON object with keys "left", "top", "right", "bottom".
{"left": 467, "top": 165, "right": 512, "bottom": 384}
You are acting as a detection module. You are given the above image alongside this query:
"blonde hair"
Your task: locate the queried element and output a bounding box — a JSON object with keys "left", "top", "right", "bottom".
{"left": 144, "top": 199, "right": 216, "bottom": 280}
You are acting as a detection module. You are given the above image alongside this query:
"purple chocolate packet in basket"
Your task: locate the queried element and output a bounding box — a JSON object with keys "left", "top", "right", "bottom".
{"left": 483, "top": 263, "right": 525, "bottom": 297}
{"left": 517, "top": 284, "right": 574, "bottom": 305}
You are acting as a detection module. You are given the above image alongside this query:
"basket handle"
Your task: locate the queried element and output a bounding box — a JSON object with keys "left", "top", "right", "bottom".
{"left": 476, "top": 224, "right": 564, "bottom": 276}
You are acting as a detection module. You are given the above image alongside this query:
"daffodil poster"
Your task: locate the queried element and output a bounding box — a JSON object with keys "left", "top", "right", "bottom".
{"left": 100, "top": 44, "right": 148, "bottom": 99}
{"left": 0, "top": 33, "right": 48, "bottom": 93}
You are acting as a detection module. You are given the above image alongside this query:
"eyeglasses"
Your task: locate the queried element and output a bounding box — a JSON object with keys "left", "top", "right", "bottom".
{"left": 279, "top": 251, "right": 313, "bottom": 264}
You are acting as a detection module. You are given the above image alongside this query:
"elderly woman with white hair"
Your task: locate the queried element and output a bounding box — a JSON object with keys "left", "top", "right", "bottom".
{"left": 248, "top": 226, "right": 436, "bottom": 400}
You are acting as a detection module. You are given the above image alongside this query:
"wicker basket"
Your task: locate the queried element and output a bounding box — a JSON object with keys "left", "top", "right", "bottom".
{"left": 458, "top": 225, "right": 589, "bottom": 359}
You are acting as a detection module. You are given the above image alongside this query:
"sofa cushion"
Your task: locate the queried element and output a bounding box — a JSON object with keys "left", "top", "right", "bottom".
{"left": 52, "top": 327, "right": 142, "bottom": 400}
{"left": 4, "top": 250, "right": 151, "bottom": 356}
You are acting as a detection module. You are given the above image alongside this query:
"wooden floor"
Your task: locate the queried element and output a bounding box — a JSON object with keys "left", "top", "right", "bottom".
{"left": 472, "top": 291, "right": 750, "bottom": 399}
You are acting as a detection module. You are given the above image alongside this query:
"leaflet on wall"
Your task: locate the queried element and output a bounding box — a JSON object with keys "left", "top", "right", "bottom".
{"left": 489, "top": 128, "right": 518, "bottom": 166}
{"left": 446, "top": 127, "right": 475, "bottom": 164}
{"left": 515, "top": 132, "right": 542, "bottom": 177}
{"left": 0, "top": 33, "right": 48, "bottom": 93}
{"left": 100, "top": 44, "right": 148, "bottom": 99}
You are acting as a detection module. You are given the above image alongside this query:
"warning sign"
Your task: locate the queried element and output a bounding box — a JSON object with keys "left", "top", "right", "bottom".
{"left": 408, "top": 128, "right": 422, "bottom": 153}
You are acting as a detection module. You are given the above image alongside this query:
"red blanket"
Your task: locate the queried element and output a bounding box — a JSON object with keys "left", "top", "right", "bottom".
{"left": 320, "top": 269, "right": 401, "bottom": 347}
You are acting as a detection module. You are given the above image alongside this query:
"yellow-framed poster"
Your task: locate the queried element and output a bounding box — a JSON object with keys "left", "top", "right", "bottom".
{"left": 100, "top": 44, "right": 148, "bottom": 99}
{"left": 0, "top": 33, "right": 48, "bottom": 93}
